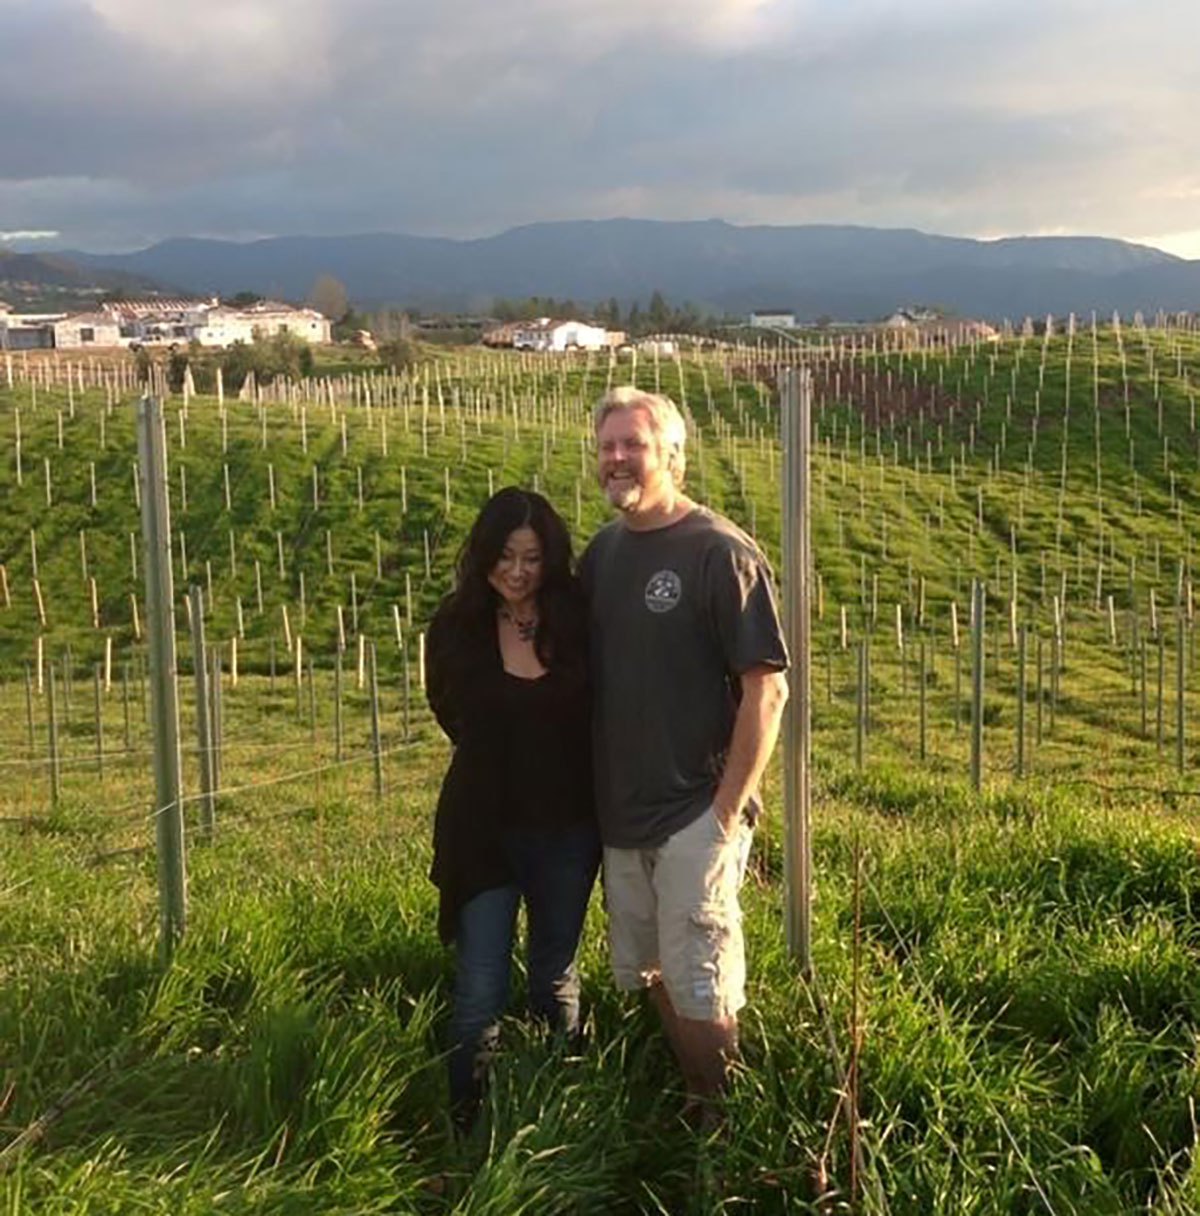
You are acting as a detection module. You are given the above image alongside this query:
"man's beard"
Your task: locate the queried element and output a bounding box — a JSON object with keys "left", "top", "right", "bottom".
{"left": 604, "top": 476, "right": 640, "bottom": 510}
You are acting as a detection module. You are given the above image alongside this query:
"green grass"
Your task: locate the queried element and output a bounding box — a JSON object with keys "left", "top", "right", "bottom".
{"left": 4, "top": 329, "right": 1200, "bottom": 1212}
{"left": 7, "top": 697, "right": 1200, "bottom": 1213}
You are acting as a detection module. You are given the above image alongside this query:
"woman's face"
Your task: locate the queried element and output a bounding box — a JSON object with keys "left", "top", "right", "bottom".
{"left": 488, "top": 525, "right": 543, "bottom": 612}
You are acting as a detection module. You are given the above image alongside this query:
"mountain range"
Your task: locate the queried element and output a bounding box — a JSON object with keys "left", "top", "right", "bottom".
{"left": 0, "top": 248, "right": 168, "bottom": 309}
{"left": 30, "top": 219, "right": 1200, "bottom": 320}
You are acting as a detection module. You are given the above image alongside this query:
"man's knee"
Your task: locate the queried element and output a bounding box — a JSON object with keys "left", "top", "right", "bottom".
{"left": 676, "top": 1009, "right": 738, "bottom": 1051}
{"left": 604, "top": 846, "right": 660, "bottom": 992}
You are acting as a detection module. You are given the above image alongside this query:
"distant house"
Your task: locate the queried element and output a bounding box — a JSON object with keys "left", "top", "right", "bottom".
{"left": 189, "top": 302, "right": 330, "bottom": 347}
{"left": 638, "top": 337, "right": 677, "bottom": 356}
{"left": 98, "top": 298, "right": 332, "bottom": 347}
{"left": 482, "top": 321, "right": 524, "bottom": 348}
{"left": 510, "top": 318, "right": 610, "bottom": 352}
{"left": 0, "top": 315, "right": 55, "bottom": 350}
{"left": 0, "top": 302, "right": 68, "bottom": 350}
{"left": 53, "top": 312, "right": 123, "bottom": 348}
{"left": 749, "top": 310, "right": 796, "bottom": 329}
{"left": 3, "top": 298, "right": 328, "bottom": 351}
{"left": 103, "top": 299, "right": 211, "bottom": 344}
{"left": 210, "top": 301, "right": 330, "bottom": 345}
{"left": 882, "top": 308, "right": 999, "bottom": 345}
{"left": 883, "top": 307, "right": 941, "bottom": 328}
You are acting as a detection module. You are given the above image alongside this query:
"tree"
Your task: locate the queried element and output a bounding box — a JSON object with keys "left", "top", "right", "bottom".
{"left": 220, "top": 341, "right": 256, "bottom": 392}
{"left": 264, "top": 330, "right": 313, "bottom": 379}
{"left": 306, "top": 274, "right": 349, "bottom": 321}
{"left": 332, "top": 307, "right": 368, "bottom": 342}
{"left": 377, "top": 337, "right": 419, "bottom": 371}
{"left": 166, "top": 349, "right": 190, "bottom": 392}
{"left": 228, "top": 291, "right": 264, "bottom": 308}
{"left": 216, "top": 331, "right": 314, "bottom": 392}
{"left": 673, "top": 300, "right": 702, "bottom": 332}
{"left": 371, "top": 310, "right": 412, "bottom": 342}
{"left": 648, "top": 290, "right": 669, "bottom": 331}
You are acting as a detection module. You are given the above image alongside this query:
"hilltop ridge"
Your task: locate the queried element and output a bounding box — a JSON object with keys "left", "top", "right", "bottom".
{"left": 56, "top": 219, "right": 1195, "bottom": 320}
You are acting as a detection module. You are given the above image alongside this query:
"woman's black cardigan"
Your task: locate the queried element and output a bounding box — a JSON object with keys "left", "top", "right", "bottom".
{"left": 425, "top": 593, "right": 592, "bottom": 944}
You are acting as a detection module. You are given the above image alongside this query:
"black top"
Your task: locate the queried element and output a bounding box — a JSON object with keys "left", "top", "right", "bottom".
{"left": 426, "top": 592, "right": 594, "bottom": 943}
{"left": 499, "top": 670, "right": 593, "bottom": 829}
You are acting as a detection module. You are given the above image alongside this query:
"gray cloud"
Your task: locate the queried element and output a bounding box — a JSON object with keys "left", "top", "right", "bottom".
{"left": 1, "top": 0, "right": 1198, "bottom": 251}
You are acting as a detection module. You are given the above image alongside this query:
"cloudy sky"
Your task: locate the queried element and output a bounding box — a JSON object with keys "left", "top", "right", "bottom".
{"left": 2, "top": 0, "right": 1199, "bottom": 255}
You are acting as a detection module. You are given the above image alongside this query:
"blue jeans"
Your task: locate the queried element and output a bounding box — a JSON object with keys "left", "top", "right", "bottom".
{"left": 448, "top": 821, "right": 600, "bottom": 1109}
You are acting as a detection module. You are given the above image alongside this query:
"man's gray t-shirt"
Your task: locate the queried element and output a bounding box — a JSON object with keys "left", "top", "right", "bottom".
{"left": 579, "top": 507, "right": 789, "bottom": 849}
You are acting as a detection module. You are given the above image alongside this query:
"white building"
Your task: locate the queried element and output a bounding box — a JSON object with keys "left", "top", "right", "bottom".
{"left": 0, "top": 303, "right": 71, "bottom": 350}
{"left": 637, "top": 336, "right": 677, "bottom": 356}
{"left": 511, "top": 318, "right": 610, "bottom": 352}
{"left": 882, "top": 309, "right": 999, "bottom": 344}
{"left": 98, "top": 298, "right": 332, "bottom": 347}
{"left": 192, "top": 302, "right": 331, "bottom": 347}
{"left": 749, "top": 310, "right": 796, "bottom": 329}
{"left": 102, "top": 299, "right": 210, "bottom": 345}
{"left": 53, "top": 313, "right": 123, "bottom": 348}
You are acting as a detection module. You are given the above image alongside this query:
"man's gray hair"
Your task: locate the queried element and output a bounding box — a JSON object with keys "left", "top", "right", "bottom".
{"left": 593, "top": 386, "right": 688, "bottom": 487}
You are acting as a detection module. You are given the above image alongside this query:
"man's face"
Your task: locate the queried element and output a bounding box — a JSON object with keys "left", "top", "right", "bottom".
{"left": 597, "top": 408, "right": 673, "bottom": 517}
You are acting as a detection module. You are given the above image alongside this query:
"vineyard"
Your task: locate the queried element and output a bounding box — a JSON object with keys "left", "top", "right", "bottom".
{"left": 4, "top": 319, "right": 1200, "bottom": 1214}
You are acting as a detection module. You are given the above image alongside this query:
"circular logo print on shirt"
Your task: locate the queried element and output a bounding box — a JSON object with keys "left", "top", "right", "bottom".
{"left": 644, "top": 569, "right": 682, "bottom": 613}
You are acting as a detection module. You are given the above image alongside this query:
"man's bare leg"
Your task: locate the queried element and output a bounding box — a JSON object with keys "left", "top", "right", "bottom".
{"left": 649, "top": 980, "right": 738, "bottom": 1106}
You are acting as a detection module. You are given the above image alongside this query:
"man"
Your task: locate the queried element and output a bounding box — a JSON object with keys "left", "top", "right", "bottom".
{"left": 579, "top": 385, "right": 789, "bottom": 1117}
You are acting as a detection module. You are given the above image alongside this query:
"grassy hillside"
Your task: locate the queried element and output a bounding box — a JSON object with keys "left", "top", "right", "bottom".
{"left": 4, "top": 327, "right": 1200, "bottom": 1214}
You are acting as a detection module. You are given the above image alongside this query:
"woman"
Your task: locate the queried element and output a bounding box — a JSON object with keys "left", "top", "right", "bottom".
{"left": 426, "top": 487, "right": 599, "bottom": 1126}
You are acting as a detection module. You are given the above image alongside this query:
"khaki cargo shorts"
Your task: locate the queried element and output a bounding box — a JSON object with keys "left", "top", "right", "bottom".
{"left": 603, "top": 806, "right": 753, "bottom": 1022}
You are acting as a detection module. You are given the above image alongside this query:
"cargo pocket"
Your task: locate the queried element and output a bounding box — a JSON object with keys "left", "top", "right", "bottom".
{"left": 686, "top": 901, "right": 734, "bottom": 1010}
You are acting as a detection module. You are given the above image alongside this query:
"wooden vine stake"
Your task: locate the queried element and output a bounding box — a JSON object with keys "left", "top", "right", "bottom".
{"left": 24, "top": 662, "right": 34, "bottom": 758}
{"left": 294, "top": 635, "right": 304, "bottom": 719}
{"left": 1016, "top": 624, "right": 1026, "bottom": 778}
{"left": 1177, "top": 610, "right": 1186, "bottom": 775}
{"left": 854, "top": 642, "right": 866, "bottom": 771}
{"left": 93, "top": 664, "right": 104, "bottom": 776}
{"left": 47, "top": 665, "right": 61, "bottom": 807}
{"left": 369, "top": 641, "right": 383, "bottom": 800}
{"left": 970, "top": 579, "right": 985, "bottom": 791}
{"left": 334, "top": 649, "right": 344, "bottom": 762}
{"left": 918, "top": 638, "right": 927, "bottom": 762}
{"left": 188, "top": 585, "right": 216, "bottom": 841}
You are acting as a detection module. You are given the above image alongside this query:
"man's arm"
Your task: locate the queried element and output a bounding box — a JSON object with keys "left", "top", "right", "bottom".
{"left": 711, "top": 664, "right": 789, "bottom": 834}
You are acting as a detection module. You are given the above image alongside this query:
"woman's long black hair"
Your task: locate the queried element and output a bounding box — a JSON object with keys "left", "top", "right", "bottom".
{"left": 441, "top": 487, "right": 586, "bottom": 675}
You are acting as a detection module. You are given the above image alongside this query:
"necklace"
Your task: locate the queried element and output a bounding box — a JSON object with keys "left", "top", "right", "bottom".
{"left": 499, "top": 605, "right": 538, "bottom": 642}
